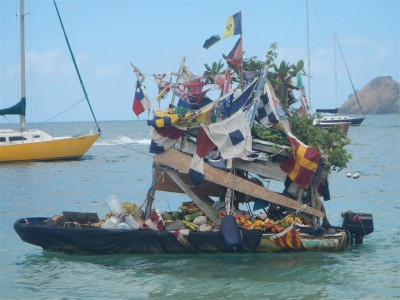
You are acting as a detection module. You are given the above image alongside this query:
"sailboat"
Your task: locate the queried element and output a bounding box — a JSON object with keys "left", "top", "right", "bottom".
{"left": 0, "top": 0, "right": 100, "bottom": 163}
{"left": 314, "top": 34, "right": 365, "bottom": 128}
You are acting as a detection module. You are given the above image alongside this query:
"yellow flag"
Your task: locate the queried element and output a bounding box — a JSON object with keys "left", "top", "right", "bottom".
{"left": 223, "top": 16, "right": 235, "bottom": 38}
{"left": 222, "top": 12, "right": 242, "bottom": 38}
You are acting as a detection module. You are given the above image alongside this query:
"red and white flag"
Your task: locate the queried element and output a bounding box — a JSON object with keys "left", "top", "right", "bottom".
{"left": 132, "top": 80, "right": 150, "bottom": 117}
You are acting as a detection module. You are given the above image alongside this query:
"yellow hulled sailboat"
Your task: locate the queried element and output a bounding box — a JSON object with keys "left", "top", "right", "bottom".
{"left": 0, "top": 0, "right": 100, "bottom": 163}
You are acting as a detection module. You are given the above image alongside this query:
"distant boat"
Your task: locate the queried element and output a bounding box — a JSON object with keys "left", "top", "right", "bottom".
{"left": 0, "top": 0, "right": 100, "bottom": 163}
{"left": 314, "top": 118, "right": 351, "bottom": 135}
{"left": 315, "top": 108, "right": 364, "bottom": 126}
{"left": 315, "top": 34, "right": 365, "bottom": 128}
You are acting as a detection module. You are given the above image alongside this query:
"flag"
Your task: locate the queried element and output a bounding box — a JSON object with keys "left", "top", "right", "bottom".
{"left": 318, "top": 179, "right": 331, "bottom": 201}
{"left": 203, "top": 11, "right": 242, "bottom": 49}
{"left": 270, "top": 225, "right": 304, "bottom": 251}
{"left": 143, "top": 210, "right": 165, "bottom": 231}
{"left": 224, "top": 68, "right": 231, "bottom": 95}
{"left": 175, "top": 102, "right": 215, "bottom": 128}
{"left": 299, "top": 86, "right": 310, "bottom": 116}
{"left": 225, "top": 37, "right": 243, "bottom": 70}
{"left": 280, "top": 133, "right": 321, "bottom": 189}
{"left": 183, "top": 78, "right": 204, "bottom": 94}
{"left": 130, "top": 63, "right": 144, "bottom": 79}
{"left": 214, "top": 73, "right": 225, "bottom": 90}
{"left": 214, "top": 69, "right": 231, "bottom": 94}
{"left": 202, "top": 110, "right": 252, "bottom": 159}
{"left": 196, "top": 126, "right": 217, "bottom": 157}
{"left": 149, "top": 127, "right": 184, "bottom": 153}
{"left": 188, "top": 153, "right": 205, "bottom": 188}
{"left": 229, "top": 78, "right": 257, "bottom": 115}
{"left": 217, "top": 91, "right": 235, "bottom": 118}
{"left": 203, "top": 35, "right": 222, "bottom": 49}
{"left": 156, "top": 84, "right": 170, "bottom": 101}
{"left": 222, "top": 11, "right": 242, "bottom": 38}
{"left": 147, "top": 110, "right": 179, "bottom": 128}
{"left": 173, "top": 87, "right": 213, "bottom": 110}
{"left": 132, "top": 80, "right": 150, "bottom": 117}
{"left": 256, "top": 80, "right": 287, "bottom": 127}
{"left": 188, "top": 121, "right": 217, "bottom": 187}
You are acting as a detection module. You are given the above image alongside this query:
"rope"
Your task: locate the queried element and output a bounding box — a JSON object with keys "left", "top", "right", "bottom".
{"left": 63, "top": 221, "right": 81, "bottom": 229}
{"left": 269, "top": 224, "right": 294, "bottom": 240}
{"left": 99, "top": 136, "right": 152, "bottom": 158}
{"left": 296, "top": 204, "right": 308, "bottom": 213}
{"left": 43, "top": 97, "right": 86, "bottom": 122}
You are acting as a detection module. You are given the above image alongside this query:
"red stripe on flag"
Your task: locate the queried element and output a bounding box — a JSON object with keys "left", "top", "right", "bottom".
{"left": 280, "top": 135, "right": 321, "bottom": 189}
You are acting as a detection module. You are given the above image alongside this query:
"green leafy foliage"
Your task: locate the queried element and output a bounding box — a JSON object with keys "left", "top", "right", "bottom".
{"left": 252, "top": 124, "right": 289, "bottom": 145}
{"left": 203, "top": 60, "right": 225, "bottom": 84}
{"left": 288, "top": 114, "right": 352, "bottom": 174}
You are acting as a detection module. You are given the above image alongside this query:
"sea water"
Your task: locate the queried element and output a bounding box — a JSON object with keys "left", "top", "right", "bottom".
{"left": 0, "top": 115, "right": 399, "bottom": 299}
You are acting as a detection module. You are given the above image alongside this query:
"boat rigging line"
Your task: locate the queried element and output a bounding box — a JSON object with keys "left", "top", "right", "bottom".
{"left": 335, "top": 35, "right": 366, "bottom": 117}
{"left": 99, "top": 136, "right": 153, "bottom": 158}
{"left": 53, "top": 0, "right": 101, "bottom": 133}
{"left": 42, "top": 97, "right": 85, "bottom": 122}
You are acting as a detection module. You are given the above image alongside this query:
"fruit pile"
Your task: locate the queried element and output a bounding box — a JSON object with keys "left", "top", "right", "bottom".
{"left": 231, "top": 213, "right": 303, "bottom": 233}
{"left": 161, "top": 202, "right": 217, "bottom": 232}
{"left": 161, "top": 202, "right": 304, "bottom": 233}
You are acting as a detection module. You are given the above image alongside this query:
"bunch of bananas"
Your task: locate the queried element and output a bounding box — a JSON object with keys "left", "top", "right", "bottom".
{"left": 179, "top": 201, "right": 199, "bottom": 214}
{"left": 182, "top": 220, "right": 199, "bottom": 231}
{"left": 283, "top": 215, "right": 303, "bottom": 225}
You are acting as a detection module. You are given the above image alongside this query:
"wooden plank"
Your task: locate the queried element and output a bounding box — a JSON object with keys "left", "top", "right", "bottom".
{"left": 163, "top": 167, "right": 221, "bottom": 227}
{"left": 153, "top": 149, "right": 325, "bottom": 218}
{"left": 144, "top": 187, "right": 155, "bottom": 220}
{"left": 234, "top": 159, "right": 287, "bottom": 182}
{"left": 152, "top": 164, "right": 220, "bottom": 197}
{"left": 252, "top": 140, "right": 290, "bottom": 157}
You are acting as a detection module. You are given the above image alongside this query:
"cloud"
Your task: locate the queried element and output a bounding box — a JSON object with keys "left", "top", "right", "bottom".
{"left": 94, "top": 62, "right": 122, "bottom": 78}
{"left": 27, "top": 49, "right": 89, "bottom": 77}
{"left": 337, "top": 36, "right": 396, "bottom": 61}
{"left": 372, "top": 42, "right": 396, "bottom": 61}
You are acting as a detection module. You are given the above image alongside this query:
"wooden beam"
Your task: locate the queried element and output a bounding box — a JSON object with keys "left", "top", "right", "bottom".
{"left": 163, "top": 167, "right": 221, "bottom": 227}
{"left": 153, "top": 149, "right": 325, "bottom": 218}
{"left": 234, "top": 159, "right": 287, "bottom": 182}
{"left": 152, "top": 164, "right": 220, "bottom": 197}
{"left": 144, "top": 187, "right": 155, "bottom": 220}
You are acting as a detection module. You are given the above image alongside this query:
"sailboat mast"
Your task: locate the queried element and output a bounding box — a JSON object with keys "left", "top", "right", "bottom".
{"left": 306, "top": 0, "right": 311, "bottom": 110}
{"left": 334, "top": 33, "right": 338, "bottom": 106}
{"left": 53, "top": 0, "right": 101, "bottom": 133}
{"left": 20, "top": 0, "right": 26, "bottom": 131}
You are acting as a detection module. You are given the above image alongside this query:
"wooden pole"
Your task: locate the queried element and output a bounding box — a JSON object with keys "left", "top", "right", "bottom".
{"left": 163, "top": 167, "right": 221, "bottom": 227}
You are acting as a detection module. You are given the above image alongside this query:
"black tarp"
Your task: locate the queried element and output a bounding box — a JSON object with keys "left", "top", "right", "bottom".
{"left": 14, "top": 217, "right": 263, "bottom": 255}
{"left": 0, "top": 98, "right": 26, "bottom": 116}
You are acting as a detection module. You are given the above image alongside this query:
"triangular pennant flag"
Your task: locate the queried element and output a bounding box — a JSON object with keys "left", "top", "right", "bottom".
{"left": 225, "top": 37, "right": 243, "bottom": 70}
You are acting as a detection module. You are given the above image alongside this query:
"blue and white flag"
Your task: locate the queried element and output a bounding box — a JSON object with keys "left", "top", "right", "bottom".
{"left": 188, "top": 153, "right": 204, "bottom": 188}
{"left": 256, "top": 79, "right": 287, "bottom": 127}
{"left": 202, "top": 110, "right": 252, "bottom": 159}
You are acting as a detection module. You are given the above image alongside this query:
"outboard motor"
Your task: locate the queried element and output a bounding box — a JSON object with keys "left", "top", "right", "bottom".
{"left": 341, "top": 211, "right": 374, "bottom": 244}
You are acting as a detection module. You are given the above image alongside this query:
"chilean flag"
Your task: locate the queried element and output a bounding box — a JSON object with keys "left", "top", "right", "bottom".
{"left": 132, "top": 80, "right": 150, "bottom": 117}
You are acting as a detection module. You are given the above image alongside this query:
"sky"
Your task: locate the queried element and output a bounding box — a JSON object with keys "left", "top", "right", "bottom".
{"left": 1, "top": 0, "right": 399, "bottom": 123}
